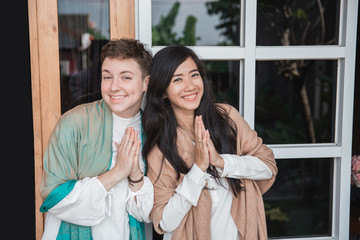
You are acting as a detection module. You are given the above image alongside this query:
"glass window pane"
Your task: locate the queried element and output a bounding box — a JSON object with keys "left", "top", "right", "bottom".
{"left": 152, "top": 0, "right": 241, "bottom": 46}
{"left": 203, "top": 61, "right": 240, "bottom": 109}
{"left": 257, "top": 0, "right": 340, "bottom": 46}
{"left": 255, "top": 60, "right": 337, "bottom": 144}
{"left": 58, "top": 0, "right": 110, "bottom": 113}
{"left": 264, "top": 158, "right": 333, "bottom": 238}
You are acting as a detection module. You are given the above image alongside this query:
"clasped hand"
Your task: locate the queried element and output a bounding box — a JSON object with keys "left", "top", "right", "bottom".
{"left": 98, "top": 127, "right": 143, "bottom": 191}
{"left": 113, "top": 127, "right": 143, "bottom": 182}
{"left": 194, "top": 116, "right": 224, "bottom": 172}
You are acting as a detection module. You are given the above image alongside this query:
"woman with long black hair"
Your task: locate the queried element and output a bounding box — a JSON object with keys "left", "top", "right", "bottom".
{"left": 142, "top": 45, "right": 277, "bottom": 240}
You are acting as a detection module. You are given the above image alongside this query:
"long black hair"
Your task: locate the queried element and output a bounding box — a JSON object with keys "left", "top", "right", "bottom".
{"left": 142, "top": 45, "right": 244, "bottom": 196}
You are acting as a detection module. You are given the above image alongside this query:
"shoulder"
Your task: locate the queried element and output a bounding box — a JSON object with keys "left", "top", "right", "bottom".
{"left": 56, "top": 99, "right": 109, "bottom": 129}
{"left": 61, "top": 99, "right": 106, "bottom": 120}
{"left": 215, "top": 103, "right": 238, "bottom": 114}
{"left": 215, "top": 103, "right": 245, "bottom": 124}
{"left": 50, "top": 100, "right": 110, "bottom": 142}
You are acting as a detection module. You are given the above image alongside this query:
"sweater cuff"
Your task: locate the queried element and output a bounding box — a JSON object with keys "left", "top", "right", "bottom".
{"left": 175, "top": 163, "right": 210, "bottom": 206}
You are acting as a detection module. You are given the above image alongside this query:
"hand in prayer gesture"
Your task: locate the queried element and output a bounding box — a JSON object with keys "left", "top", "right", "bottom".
{"left": 194, "top": 116, "right": 224, "bottom": 172}
{"left": 98, "top": 127, "right": 143, "bottom": 191}
{"left": 114, "top": 127, "right": 140, "bottom": 178}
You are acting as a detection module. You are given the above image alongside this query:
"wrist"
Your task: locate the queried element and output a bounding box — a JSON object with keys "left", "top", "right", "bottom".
{"left": 214, "top": 156, "right": 224, "bottom": 169}
{"left": 195, "top": 160, "right": 208, "bottom": 172}
{"left": 98, "top": 167, "right": 127, "bottom": 191}
{"left": 110, "top": 166, "right": 129, "bottom": 182}
{"left": 129, "top": 170, "right": 143, "bottom": 180}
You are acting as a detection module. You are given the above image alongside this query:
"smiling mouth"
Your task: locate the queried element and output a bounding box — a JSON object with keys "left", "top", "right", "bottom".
{"left": 110, "top": 95, "right": 127, "bottom": 100}
{"left": 182, "top": 93, "right": 197, "bottom": 101}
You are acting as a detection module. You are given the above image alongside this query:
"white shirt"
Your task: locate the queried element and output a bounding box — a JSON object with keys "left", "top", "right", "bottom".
{"left": 159, "top": 154, "right": 272, "bottom": 240}
{"left": 42, "top": 111, "right": 154, "bottom": 240}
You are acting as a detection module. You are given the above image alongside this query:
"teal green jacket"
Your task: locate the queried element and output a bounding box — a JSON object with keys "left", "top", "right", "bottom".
{"left": 40, "top": 99, "right": 146, "bottom": 240}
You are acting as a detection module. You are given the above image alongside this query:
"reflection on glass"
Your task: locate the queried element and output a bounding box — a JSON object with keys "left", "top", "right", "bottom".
{"left": 264, "top": 158, "right": 332, "bottom": 238}
{"left": 257, "top": 0, "right": 340, "bottom": 46}
{"left": 255, "top": 60, "right": 337, "bottom": 144}
{"left": 203, "top": 61, "right": 239, "bottom": 109}
{"left": 152, "top": 0, "right": 241, "bottom": 46}
{"left": 58, "top": 0, "right": 110, "bottom": 113}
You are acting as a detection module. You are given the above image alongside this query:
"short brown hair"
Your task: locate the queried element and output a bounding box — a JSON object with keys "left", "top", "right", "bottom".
{"left": 101, "top": 38, "right": 152, "bottom": 79}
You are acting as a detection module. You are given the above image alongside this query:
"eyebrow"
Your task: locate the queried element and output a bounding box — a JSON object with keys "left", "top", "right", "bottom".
{"left": 101, "top": 70, "right": 134, "bottom": 75}
{"left": 172, "top": 69, "right": 199, "bottom": 77}
{"left": 120, "top": 71, "right": 134, "bottom": 75}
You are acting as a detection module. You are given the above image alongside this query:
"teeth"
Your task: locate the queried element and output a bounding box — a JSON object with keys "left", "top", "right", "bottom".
{"left": 110, "top": 95, "right": 126, "bottom": 100}
{"left": 183, "top": 94, "right": 196, "bottom": 99}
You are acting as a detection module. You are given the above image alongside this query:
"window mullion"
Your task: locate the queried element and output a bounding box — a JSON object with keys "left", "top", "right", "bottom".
{"left": 337, "top": 0, "right": 359, "bottom": 238}
{"left": 243, "top": 0, "right": 257, "bottom": 129}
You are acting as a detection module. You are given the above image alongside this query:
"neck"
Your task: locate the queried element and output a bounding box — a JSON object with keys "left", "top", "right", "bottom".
{"left": 113, "top": 109, "right": 140, "bottom": 119}
{"left": 173, "top": 108, "right": 195, "bottom": 132}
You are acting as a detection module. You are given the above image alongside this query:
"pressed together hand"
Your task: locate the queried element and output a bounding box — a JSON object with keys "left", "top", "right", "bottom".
{"left": 194, "top": 116, "right": 224, "bottom": 172}
{"left": 98, "top": 127, "right": 143, "bottom": 191}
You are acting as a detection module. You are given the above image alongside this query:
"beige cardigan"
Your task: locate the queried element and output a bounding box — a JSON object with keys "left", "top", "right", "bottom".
{"left": 147, "top": 104, "right": 278, "bottom": 240}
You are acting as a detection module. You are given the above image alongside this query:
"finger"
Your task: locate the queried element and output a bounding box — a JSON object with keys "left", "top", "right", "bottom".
{"left": 196, "top": 116, "right": 202, "bottom": 144}
{"left": 206, "top": 129, "right": 210, "bottom": 147}
{"left": 119, "top": 127, "right": 132, "bottom": 148}
{"left": 124, "top": 128, "right": 136, "bottom": 154}
{"left": 201, "top": 128, "right": 208, "bottom": 151}
{"left": 134, "top": 139, "right": 141, "bottom": 161}
{"left": 199, "top": 117, "right": 206, "bottom": 144}
{"left": 194, "top": 116, "right": 199, "bottom": 136}
{"left": 132, "top": 130, "right": 139, "bottom": 153}
{"left": 208, "top": 131, "right": 215, "bottom": 149}
{"left": 128, "top": 135, "right": 138, "bottom": 160}
{"left": 117, "top": 128, "right": 132, "bottom": 161}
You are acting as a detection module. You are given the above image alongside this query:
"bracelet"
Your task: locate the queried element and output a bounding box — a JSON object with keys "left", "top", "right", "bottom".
{"left": 128, "top": 176, "right": 144, "bottom": 186}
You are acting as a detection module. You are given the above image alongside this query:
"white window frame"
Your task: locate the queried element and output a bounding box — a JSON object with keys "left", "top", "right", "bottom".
{"left": 137, "top": 0, "right": 359, "bottom": 239}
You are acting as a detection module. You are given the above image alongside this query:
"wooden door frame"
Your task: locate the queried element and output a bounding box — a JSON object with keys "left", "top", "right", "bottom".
{"left": 28, "top": 0, "right": 135, "bottom": 238}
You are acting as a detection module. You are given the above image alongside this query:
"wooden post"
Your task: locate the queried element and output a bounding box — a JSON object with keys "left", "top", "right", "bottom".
{"left": 110, "top": 0, "right": 135, "bottom": 39}
{"left": 28, "top": 0, "right": 61, "bottom": 238}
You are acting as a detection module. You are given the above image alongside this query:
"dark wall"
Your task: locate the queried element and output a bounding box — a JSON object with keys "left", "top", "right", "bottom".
{"left": 4, "top": 0, "right": 35, "bottom": 238}
{"left": 352, "top": 3, "right": 360, "bottom": 156}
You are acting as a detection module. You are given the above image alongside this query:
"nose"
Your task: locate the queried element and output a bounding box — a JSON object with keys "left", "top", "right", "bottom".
{"left": 183, "top": 77, "right": 196, "bottom": 92}
{"left": 110, "top": 77, "right": 121, "bottom": 92}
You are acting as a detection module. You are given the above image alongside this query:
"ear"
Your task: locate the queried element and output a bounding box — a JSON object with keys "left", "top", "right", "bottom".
{"left": 143, "top": 75, "right": 150, "bottom": 92}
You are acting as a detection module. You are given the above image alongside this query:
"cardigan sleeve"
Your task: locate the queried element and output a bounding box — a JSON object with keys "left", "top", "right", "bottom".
{"left": 146, "top": 146, "right": 178, "bottom": 234}
{"left": 218, "top": 154, "right": 273, "bottom": 180}
{"left": 224, "top": 104, "right": 278, "bottom": 194}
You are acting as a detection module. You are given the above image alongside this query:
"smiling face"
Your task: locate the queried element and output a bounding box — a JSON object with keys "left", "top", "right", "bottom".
{"left": 164, "top": 57, "right": 204, "bottom": 115}
{"left": 101, "top": 57, "right": 148, "bottom": 118}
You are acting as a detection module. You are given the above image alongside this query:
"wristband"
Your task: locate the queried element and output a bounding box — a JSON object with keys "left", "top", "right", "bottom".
{"left": 128, "top": 176, "right": 144, "bottom": 186}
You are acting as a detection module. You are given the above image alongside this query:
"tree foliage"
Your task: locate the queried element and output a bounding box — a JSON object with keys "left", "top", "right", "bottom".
{"left": 152, "top": 2, "right": 199, "bottom": 46}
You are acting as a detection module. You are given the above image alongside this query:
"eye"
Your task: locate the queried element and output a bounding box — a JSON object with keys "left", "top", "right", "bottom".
{"left": 191, "top": 72, "right": 200, "bottom": 78}
{"left": 102, "top": 75, "right": 112, "bottom": 80}
{"left": 173, "top": 77, "right": 182, "bottom": 82}
{"left": 122, "top": 75, "right": 132, "bottom": 80}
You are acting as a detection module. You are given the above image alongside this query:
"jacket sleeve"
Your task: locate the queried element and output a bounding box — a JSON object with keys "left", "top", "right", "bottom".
{"left": 45, "top": 177, "right": 111, "bottom": 226}
{"left": 225, "top": 104, "right": 278, "bottom": 194}
{"left": 125, "top": 176, "right": 154, "bottom": 223}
